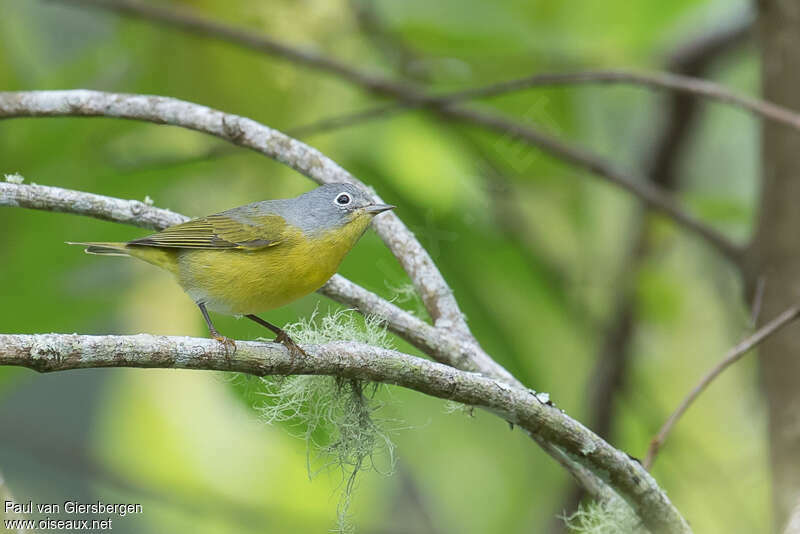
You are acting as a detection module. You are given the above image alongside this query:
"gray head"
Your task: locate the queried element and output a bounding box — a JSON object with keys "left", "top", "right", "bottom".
{"left": 260, "top": 183, "right": 394, "bottom": 236}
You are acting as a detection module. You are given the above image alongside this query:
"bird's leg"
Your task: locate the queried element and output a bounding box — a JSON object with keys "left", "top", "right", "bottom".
{"left": 245, "top": 314, "right": 308, "bottom": 358}
{"left": 198, "top": 302, "right": 236, "bottom": 356}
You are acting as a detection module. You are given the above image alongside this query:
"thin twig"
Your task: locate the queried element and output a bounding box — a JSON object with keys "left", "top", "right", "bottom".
{"left": 427, "top": 70, "right": 800, "bottom": 129}
{"left": 441, "top": 105, "right": 743, "bottom": 263}
{"left": 644, "top": 305, "right": 800, "bottom": 469}
{"left": 551, "top": 18, "right": 753, "bottom": 530}
{"left": 0, "top": 333, "right": 691, "bottom": 534}
{"left": 52, "top": 0, "right": 420, "bottom": 98}
{"left": 294, "top": 101, "right": 741, "bottom": 264}
{"left": 57, "top": 0, "right": 781, "bottom": 133}
{"left": 298, "top": 65, "right": 799, "bottom": 138}
{"left": 52, "top": 0, "right": 744, "bottom": 264}
{"left": 749, "top": 276, "right": 766, "bottom": 328}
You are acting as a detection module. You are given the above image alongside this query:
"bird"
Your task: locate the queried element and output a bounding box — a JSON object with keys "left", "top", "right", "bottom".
{"left": 69, "top": 183, "right": 395, "bottom": 356}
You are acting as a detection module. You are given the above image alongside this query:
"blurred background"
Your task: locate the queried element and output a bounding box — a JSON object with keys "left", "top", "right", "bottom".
{"left": 0, "top": 0, "right": 763, "bottom": 532}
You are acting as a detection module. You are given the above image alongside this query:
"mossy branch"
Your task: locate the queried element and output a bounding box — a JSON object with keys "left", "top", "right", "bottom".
{"left": 0, "top": 87, "right": 689, "bottom": 530}
{"left": 0, "top": 177, "right": 688, "bottom": 532}
{"left": 0, "top": 333, "right": 688, "bottom": 533}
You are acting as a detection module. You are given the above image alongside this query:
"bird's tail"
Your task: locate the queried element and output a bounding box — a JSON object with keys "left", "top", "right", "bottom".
{"left": 66, "top": 241, "right": 131, "bottom": 256}
{"left": 67, "top": 241, "right": 179, "bottom": 275}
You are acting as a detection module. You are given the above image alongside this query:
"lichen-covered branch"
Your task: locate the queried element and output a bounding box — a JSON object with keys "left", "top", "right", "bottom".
{"left": 0, "top": 180, "right": 185, "bottom": 230}
{"left": 0, "top": 180, "right": 690, "bottom": 530}
{"left": 645, "top": 305, "right": 800, "bottom": 469}
{"left": 0, "top": 102, "right": 685, "bottom": 527}
{"left": 0, "top": 333, "right": 690, "bottom": 534}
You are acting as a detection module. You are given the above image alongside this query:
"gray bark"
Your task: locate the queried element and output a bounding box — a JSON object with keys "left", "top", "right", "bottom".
{"left": 753, "top": 1, "right": 800, "bottom": 530}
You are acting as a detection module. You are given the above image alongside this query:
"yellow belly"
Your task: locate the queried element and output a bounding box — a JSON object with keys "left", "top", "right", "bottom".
{"left": 174, "top": 219, "right": 370, "bottom": 315}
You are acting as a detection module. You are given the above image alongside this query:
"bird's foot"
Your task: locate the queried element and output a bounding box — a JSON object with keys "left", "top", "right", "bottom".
{"left": 275, "top": 331, "right": 309, "bottom": 358}
{"left": 211, "top": 333, "right": 237, "bottom": 358}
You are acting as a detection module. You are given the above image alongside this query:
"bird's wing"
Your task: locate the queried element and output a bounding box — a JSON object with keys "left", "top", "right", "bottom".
{"left": 127, "top": 213, "right": 288, "bottom": 250}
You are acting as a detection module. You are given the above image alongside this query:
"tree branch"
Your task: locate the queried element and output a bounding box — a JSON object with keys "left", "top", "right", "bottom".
{"left": 547, "top": 15, "right": 753, "bottom": 532}
{"left": 0, "top": 87, "right": 691, "bottom": 531}
{"left": 0, "top": 332, "right": 690, "bottom": 534}
{"left": 0, "top": 90, "right": 472, "bottom": 341}
{"left": 56, "top": 0, "right": 778, "bottom": 133}
{"left": 51, "top": 0, "right": 744, "bottom": 264}
{"left": 437, "top": 105, "right": 744, "bottom": 264}
{"left": 644, "top": 305, "right": 800, "bottom": 469}
{"left": 0, "top": 180, "right": 515, "bottom": 383}
{"left": 0, "top": 92, "right": 622, "bottom": 505}
{"left": 426, "top": 69, "right": 796, "bottom": 129}
{"left": 0, "top": 179, "right": 692, "bottom": 530}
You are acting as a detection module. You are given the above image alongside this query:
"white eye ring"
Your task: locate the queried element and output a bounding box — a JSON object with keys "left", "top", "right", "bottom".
{"left": 335, "top": 192, "right": 352, "bottom": 206}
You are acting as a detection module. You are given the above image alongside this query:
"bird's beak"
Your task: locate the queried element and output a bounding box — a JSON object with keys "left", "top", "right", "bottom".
{"left": 365, "top": 204, "right": 395, "bottom": 214}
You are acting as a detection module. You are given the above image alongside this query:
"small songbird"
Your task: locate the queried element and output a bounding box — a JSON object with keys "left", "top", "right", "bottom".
{"left": 70, "top": 183, "right": 395, "bottom": 355}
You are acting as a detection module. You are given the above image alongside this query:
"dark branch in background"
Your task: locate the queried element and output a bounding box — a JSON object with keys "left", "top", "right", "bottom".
{"left": 348, "top": 0, "right": 432, "bottom": 83}
{"left": 435, "top": 68, "right": 795, "bottom": 127}
{"left": 597, "top": 4, "right": 753, "bottom": 452}
{"left": 549, "top": 13, "right": 752, "bottom": 532}
{"left": 0, "top": 333, "right": 691, "bottom": 534}
{"left": 54, "top": 0, "right": 745, "bottom": 264}
{"left": 436, "top": 104, "right": 743, "bottom": 262}
{"left": 295, "top": 65, "right": 798, "bottom": 136}
{"left": 645, "top": 305, "right": 800, "bottom": 469}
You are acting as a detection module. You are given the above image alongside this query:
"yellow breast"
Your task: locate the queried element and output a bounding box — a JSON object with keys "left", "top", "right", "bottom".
{"left": 175, "top": 213, "right": 373, "bottom": 315}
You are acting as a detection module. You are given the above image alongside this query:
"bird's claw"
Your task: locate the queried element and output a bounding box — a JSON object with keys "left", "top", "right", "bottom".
{"left": 275, "top": 331, "right": 309, "bottom": 358}
{"left": 212, "top": 333, "right": 237, "bottom": 358}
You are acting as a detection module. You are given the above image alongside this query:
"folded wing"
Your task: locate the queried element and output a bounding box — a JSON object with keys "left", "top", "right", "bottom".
{"left": 128, "top": 213, "right": 287, "bottom": 250}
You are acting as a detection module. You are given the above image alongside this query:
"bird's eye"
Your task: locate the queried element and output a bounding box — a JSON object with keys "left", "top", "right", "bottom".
{"left": 336, "top": 193, "right": 352, "bottom": 206}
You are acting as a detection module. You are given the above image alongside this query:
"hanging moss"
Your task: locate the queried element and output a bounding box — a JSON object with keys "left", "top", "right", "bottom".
{"left": 563, "top": 499, "right": 646, "bottom": 534}
{"left": 257, "top": 309, "right": 397, "bottom": 533}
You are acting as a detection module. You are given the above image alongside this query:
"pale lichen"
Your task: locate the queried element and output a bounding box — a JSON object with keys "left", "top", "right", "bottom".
{"left": 563, "top": 499, "right": 646, "bottom": 534}
{"left": 444, "top": 400, "right": 475, "bottom": 416}
{"left": 386, "top": 281, "right": 428, "bottom": 318}
{"left": 256, "top": 309, "right": 397, "bottom": 533}
{"left": 580, "top": 440, "right": 597, "bottom": 456}
{"left": 4, "top": 173, "right": 24, "bottom": 184}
